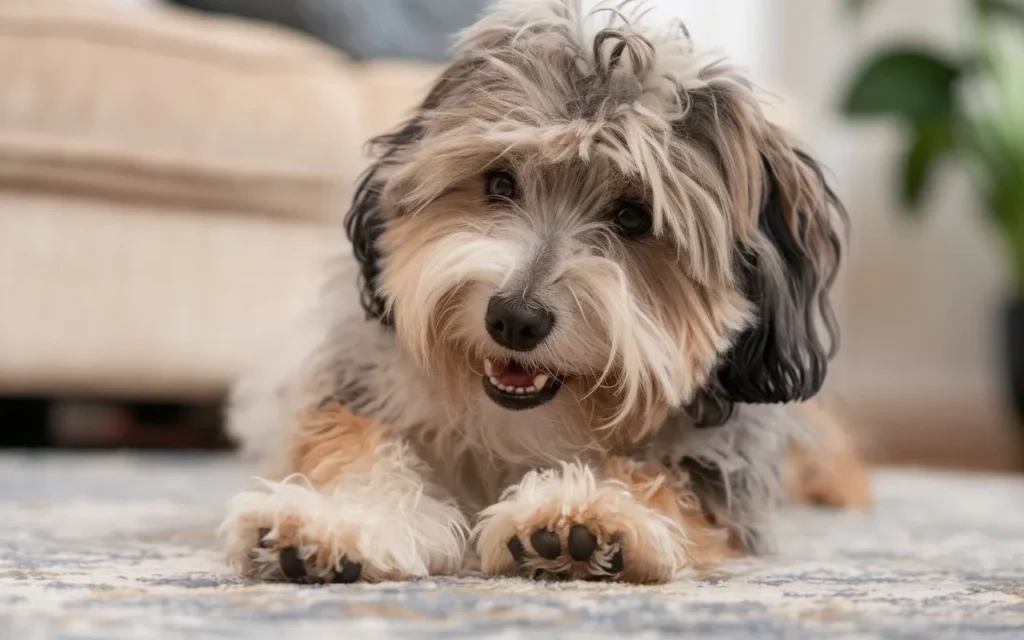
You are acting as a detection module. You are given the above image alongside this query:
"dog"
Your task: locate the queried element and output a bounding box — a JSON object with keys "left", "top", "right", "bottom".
{"left": 220, "top": 0, "right": 867, "bottom": 585}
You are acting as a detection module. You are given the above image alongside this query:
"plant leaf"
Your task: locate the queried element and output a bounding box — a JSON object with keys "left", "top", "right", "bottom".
{"left": 845, "top": 0, "right": 879, "bottom": 17}
{"left": 976, "top": 0, "right": 1024, "bottom": 23}
{"left": 842, "top": 49, "right": 963, "bottom": 119}
{"left": 900, "top": 118, "right": 955, "bottom": 211}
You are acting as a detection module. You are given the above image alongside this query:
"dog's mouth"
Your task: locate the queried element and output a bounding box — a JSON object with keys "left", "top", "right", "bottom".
{"left": 482, "top": 358, "right": 563, "bottom": 410}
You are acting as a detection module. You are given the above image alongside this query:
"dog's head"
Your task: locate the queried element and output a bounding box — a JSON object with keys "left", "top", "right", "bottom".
{"left": 348, "top": 0, "right": 845, "bottom": 442}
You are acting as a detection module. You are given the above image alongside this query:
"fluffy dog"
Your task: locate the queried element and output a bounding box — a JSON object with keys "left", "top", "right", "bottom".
{"left": 221, "top": 0, "right": 864, "bottom": 585}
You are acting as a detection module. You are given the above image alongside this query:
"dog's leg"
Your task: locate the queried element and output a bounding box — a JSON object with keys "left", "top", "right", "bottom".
{"left": 220, "top": 403, "right": 467, "bottom": 583}
{"left": 474, "top": 458, "right": 733, "bottom": 584}
{"left": 785, "top": 400, "right": 872, "bottom": 509}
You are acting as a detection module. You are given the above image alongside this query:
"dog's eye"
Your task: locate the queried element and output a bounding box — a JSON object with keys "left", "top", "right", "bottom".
{"left": 486, "top": 171, "right": 516, "bottom": 201}
{"left": 614, "top": 202, "right": 653, "bottom": 238}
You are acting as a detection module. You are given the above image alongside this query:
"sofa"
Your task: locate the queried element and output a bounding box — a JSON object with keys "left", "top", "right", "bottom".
{"left": 0, "top": 0, "right": 439, "bottom": 401}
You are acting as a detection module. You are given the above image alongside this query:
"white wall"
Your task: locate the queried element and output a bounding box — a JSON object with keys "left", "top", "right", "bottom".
{"left": 659, "top": 0, "right": 1008, "bottom": 407}
{"left": 581, "top": 1, "right": 773, "bottom": 81}
{"left": 769, "top": 0, "right": 1008, "bottom": 405}
{"left": 645, "top": 0, "right": 773, "bottom": 82}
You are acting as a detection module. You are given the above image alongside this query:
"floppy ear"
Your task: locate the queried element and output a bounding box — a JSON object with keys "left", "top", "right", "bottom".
{"left": 715, "top": 127, "right": 846, "bottom": 405}
{"left": 345, "top": 59, "right": 480, "bottom": 325}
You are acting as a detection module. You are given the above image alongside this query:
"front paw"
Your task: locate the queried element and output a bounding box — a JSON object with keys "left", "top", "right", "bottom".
{"left": 221, "top": 479, "right": 467, "bottom": 583}
{"left": 475, "top": 463, "right": 692, "bottom": 583}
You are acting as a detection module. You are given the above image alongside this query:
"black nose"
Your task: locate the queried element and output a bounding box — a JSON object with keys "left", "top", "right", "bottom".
{"left": 485, "top": 297, "right": 555, "bottom": 352}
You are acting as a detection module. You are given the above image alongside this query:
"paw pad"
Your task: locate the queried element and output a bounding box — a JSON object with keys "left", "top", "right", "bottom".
{"left": 607, "top": 548, "right": 624, "bottom": 574}
{"left": 506, "top": 536, "right": 526, "bottom": 563}
{"left": 529, "top": 529, "right": 561, "bottom": 560}
{"left": 332, "top": 560, "right": 363, "bottom": 584}
{"left": 567, "top": 524, "right": 597, "bottom": 561}
{"left": 279, "top": 546, "right": 308, "bottom": 580}
{"left": 507, "top": 524, "right": 623, "bottom": 580}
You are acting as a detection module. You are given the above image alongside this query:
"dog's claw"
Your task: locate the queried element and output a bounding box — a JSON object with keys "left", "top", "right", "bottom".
{"left": 530, "top": 529, "right": 562, "bottom": 559}
{"left": 567, "top": 525, "right": 597, "bottom": 561}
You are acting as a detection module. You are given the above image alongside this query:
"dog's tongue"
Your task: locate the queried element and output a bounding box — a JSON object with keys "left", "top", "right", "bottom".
{"left": 487, "top": 360, "right": 539, "bottom": 388}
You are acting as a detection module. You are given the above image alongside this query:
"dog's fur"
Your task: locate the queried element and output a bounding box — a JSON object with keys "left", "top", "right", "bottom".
{"left": 220, "top": 0, "right": 864, "bottom": 584}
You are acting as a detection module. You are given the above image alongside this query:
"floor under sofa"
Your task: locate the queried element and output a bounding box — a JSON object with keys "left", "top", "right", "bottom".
{"left": 0, "top": 453, "right": 1022, "bottom": 639}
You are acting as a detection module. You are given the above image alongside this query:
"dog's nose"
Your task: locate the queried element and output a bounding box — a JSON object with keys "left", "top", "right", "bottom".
{"left": 485, "top": 297, "right": 555, "bottom": 352}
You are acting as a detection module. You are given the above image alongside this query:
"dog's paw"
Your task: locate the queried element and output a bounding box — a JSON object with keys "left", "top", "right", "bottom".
{"left": 221, "top": 478, "right": 467, "bottom": 583}
{"left": 475, "top": 463, "right": 691, "bottom": 583}
{"left": 249, "top": 524, "right": 366, "bottom": 584}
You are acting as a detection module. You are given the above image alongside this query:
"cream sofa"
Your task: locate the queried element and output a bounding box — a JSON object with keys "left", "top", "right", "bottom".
{"left": 0, "top": 0, "right": 438, "bottom": 400}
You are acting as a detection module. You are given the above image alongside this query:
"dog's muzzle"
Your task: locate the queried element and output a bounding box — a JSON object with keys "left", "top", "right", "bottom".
{"left": 482, "top": 295, "right": 561, "bottom": 409}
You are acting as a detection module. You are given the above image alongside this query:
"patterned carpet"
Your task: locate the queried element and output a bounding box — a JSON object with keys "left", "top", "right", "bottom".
{"left": 0, "top": 453, "right": 1022, "bottom": 639}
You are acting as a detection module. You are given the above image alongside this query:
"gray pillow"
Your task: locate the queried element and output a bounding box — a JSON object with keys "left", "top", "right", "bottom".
{"left": 169, "top": 0, "right": 489, "bottom": 61}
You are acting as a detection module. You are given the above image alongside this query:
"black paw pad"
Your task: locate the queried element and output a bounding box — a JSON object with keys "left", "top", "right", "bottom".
{"left": 567, "top": 525, "right": 597, "bottom": 561}
{"left": 278, "top": 546, "right": 307, "bottom": 580}
{"left": 332, "top": 559, "right": 362, "bottom": 584}
{"left": 507, "top": 536, "right": 526, "bottom": 563}
{"left": 530, "top": 529, "right": 562, "bottom": 560}
{"left": 607, "top": 550, "right": 624, "bottom": 574}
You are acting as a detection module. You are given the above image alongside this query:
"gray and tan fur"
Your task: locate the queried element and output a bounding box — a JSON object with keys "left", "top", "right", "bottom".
{"left": 221, "top": 0, "right": 849, "bottom": 584}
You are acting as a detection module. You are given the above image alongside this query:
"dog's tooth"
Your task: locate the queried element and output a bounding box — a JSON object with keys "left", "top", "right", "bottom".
{"left": 515, "top": 387, "right": 526, "bottom": 394}
{"left": 525, "top": 386, "right": 537, "bottom": 393}
{"left": 533, "top": 374, "right": 549, "bottom": 389}
{"left": 484, "top": 359, "right": 494, "bottom": 376}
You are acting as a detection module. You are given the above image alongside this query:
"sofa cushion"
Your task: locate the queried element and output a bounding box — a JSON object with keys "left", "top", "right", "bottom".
{"left": 0, "top": 0, "right": 373, "bottom": 223}
{"left": 0, "top": 191, "right": 343, "bottom": 398}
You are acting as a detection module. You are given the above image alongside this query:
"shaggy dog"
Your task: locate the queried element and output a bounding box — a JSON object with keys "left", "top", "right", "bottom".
{"left": 221, "top": 0, "right": 867, "bottom": 584}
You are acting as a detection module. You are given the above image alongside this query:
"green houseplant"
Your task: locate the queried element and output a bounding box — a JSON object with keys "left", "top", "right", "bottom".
{"left": 840, "top": 0, "right": 1024, "bottom": 420}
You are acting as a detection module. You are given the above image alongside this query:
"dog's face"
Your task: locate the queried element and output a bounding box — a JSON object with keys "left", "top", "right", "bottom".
{"left": 348, "top": 0, "right": 845, "bottom": 442}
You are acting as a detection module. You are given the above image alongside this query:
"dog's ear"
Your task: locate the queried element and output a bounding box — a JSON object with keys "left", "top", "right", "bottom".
{"left": 345, "top": 60, "right": 480, "bottom": 325}
{"left": 715, "top": 126, "right": 846, "bottom": 405}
